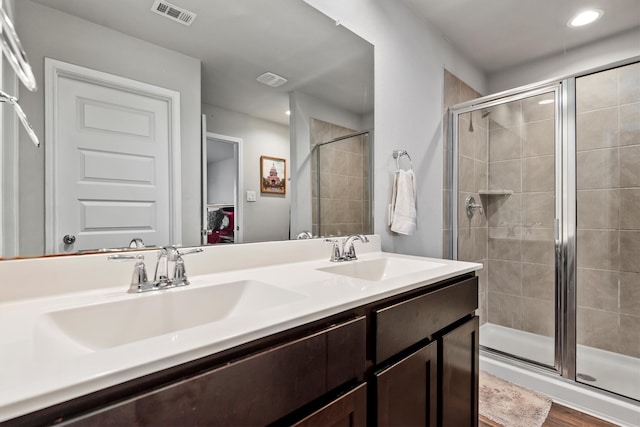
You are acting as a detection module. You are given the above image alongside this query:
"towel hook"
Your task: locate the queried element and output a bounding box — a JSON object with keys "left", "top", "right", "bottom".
{"left": 392, "top": 150, "right": 412, "bottom": 170}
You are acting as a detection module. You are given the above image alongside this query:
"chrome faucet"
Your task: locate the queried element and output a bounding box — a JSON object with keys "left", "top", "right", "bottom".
{"left": 153, "top": 246, "right": 203, "bottom": 288}
{"left": 129, "top": 237, "right": 145, "bottom": 248}
{"left": 325, "top": 234, "right": 370, "bottom": 262}
{"left": 296, "top": 230, "right": 313, "bottom": 239}
{"left": 153, "top": 246, "right": 174, "bottom": 286}
{"left": 110, "top": 246, "right": 203, "bottom": 293}
{"left": 342, "top": 234, "right": 369, "bottom": 261}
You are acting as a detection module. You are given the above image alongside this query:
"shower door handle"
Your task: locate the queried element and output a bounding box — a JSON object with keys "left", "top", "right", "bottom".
{"left": 554, "top": 218, "right": 561, "bottom": 258}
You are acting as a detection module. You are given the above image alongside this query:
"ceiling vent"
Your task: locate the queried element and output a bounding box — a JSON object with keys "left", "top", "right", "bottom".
{"left": 256, "top": 72, "right": 288, "bottom": 88}
{"left": 151, "top": 0, "right": 197, "bottom": 26}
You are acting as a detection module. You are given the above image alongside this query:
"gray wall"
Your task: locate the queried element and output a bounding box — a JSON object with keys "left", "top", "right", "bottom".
{"left": 207, "top": 158, "right": 235, "bottom": 205}
{"left": 16, "top": 0, "right": 202, "bottom": 254}
{"left": 305, "top": 0, "right": 487, "bottom": 257}
{"left": 203, "top": 103, "right": 290, "bottom": 243}
{"left": 489, "top": 28, "right": 640, "bottom": 93}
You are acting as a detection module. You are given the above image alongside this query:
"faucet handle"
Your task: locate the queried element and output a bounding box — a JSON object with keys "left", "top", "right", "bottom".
{"left": 108, "top": 254, "right": 151, "bottom": 293}
{"left": 161, "top": 246, "right": 202, "bottom": 261}
{"left": 325, "top": 239, "right": 343, "bottom": 262}
{"left": 344, "top": 244, "right": 357, "bottom": 261}
{"left": 173, "top": 257, "right": 188, "bottom": 286}
{"left": 172, "top": 248, "right": 203, "bottom": 286}
{"left": 176, "top": 247, "right": 204, "bottom": 257}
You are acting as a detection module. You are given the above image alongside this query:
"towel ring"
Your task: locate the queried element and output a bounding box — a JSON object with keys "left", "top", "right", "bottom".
{"left": 393, "top": 150, "right": 412, "bottom": 170}
{"left": 0, "top": 7, "right": 37, "bottom": 91}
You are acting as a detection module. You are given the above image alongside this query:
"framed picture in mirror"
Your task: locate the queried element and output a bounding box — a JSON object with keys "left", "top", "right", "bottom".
{"left": 260, "top": 156, "right": 286, "bottom": 194}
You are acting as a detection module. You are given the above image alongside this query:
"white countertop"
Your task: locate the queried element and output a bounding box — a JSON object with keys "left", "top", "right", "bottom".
{"left": 0, "top": 243, "right": 480, "bottom": 422}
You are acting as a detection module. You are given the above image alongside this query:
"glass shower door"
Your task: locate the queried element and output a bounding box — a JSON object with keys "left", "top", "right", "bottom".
{"left": 451, "top": 60, "right": 640, "bottom": 404}
{"left": 575, "top": 62, "right": 640, "bottom": 400}
{"left": 455, "top": 87, "right": 560, "bottom": 368}
{"left": 310, "top": 119, "right": 372, "bottom": 237}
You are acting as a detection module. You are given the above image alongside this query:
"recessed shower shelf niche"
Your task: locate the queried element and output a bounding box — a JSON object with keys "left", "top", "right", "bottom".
{"left": 478, "top": 190, "right": 513, "bottom": 196}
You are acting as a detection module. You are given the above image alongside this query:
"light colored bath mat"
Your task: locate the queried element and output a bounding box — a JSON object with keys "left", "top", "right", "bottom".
{"left": 479, "top": 371, "right": 552, "bottom": 427}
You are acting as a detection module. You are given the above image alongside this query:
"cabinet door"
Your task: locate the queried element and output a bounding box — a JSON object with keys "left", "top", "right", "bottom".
{"left": 292, "top": 383, "right": 367, "bottom": 427}
{"left": 441, "top": 316, "right": 479, "bottom": 427}
{"left": 375, "top": 340, "right": 438, "bottom": 427}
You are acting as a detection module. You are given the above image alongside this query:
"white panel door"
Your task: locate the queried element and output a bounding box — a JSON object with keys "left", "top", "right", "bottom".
{"left": 46, "top": 60, "right": 180, "bottom": 253}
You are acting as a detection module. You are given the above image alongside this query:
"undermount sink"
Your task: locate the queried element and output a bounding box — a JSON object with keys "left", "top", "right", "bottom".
{"left": 317, "top": 257, "right": 445, "bottom": 281}
{"left": 37, "top": 280, "right": 306, "bottom": 350}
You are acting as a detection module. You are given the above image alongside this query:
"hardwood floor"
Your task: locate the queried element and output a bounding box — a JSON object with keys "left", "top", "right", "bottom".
{"left": 480, "top": 402, "right": 621, "bottom": 427}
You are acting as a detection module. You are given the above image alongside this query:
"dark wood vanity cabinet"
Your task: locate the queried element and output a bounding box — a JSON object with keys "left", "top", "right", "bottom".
{"left": 373, "top": 318, "right": 479, "bottom": 427}
{"left": 13, "top": 273, "right": 478, "bottom": 427}
{"left": 62, "top": 317, "right": 367, "bottom": 427}
{"left": 372, "top": 276, "right": 479, "bottom": 427}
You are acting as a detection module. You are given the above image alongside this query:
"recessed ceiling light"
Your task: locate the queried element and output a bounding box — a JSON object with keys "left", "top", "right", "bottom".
{"left": 567, "top": 9, "right": 603, "bottom": 28}
{"left": 285, "top": 110, "right": 291, "bottom": 116}
{"left": 538, "top": 99, "right": 554, "bottom": 105}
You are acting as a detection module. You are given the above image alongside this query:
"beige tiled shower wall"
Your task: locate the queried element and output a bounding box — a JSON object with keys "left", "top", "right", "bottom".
{"left": 485, "top": 94, "right": 556, "bottom": 339}
{"left": 442, "top": 70, "right": 488, "bottom": 325}
{"left": 310, "top": 118, "right": 370, "bottom": 237}
{"left": 576, "top": 62, "right": 640, "bottom": 358}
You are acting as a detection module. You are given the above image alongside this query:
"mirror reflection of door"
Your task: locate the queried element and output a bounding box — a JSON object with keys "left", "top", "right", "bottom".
{"left": 46, "top": 59, "right": 181, "bottom": 254}
{"left": 202, "top": 133, "right": 243, "bottom": 245}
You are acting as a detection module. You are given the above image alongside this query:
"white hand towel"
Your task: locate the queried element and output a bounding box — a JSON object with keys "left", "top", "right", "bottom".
{"left": 390, "top": 169, "right": 417, "bottom": 235}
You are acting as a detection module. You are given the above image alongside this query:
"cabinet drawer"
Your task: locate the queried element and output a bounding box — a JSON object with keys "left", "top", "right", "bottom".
{"left": 375, "top": 276, "right": 477, "bottom": 363}
{"left": 65, "top": 317, "right": 366, "bottom": 427}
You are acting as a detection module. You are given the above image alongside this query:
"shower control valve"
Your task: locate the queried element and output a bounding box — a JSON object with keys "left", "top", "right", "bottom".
{"left": 465, "top": 195, "right": 483, "bottom": 218}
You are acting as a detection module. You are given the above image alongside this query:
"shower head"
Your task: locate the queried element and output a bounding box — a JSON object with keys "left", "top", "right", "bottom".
{"left": 468, "top": 109, "right": 491, "bottom": 132}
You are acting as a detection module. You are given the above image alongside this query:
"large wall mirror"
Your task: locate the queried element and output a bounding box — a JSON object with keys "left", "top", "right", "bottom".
{"left": 5, "top": 0, "right": 374, "bottom": 258}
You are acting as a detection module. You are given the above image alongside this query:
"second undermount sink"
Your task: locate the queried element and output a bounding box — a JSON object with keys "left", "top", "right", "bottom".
{"left": 37, "top": 280, "right": 306, "bottom": 350}
{"left": 317, "top": 257, "right": 445, "bottom": 282}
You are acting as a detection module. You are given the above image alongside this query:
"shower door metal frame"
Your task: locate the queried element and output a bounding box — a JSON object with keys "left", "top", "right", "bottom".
{"left": 313, "top": 130, "right": 374, "bottom": 237}
{"left": 559, "top": 78, "right": 577, "bottom": 380}
{"left": 449, "top": 55, "right": 640, "bottom": 398}
{"left": 449, "top": 81, "right": 567, "bottom": 376}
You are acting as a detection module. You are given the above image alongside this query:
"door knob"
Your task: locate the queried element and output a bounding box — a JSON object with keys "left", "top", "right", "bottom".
{"left": 63, "top": 234, "right": 76, "bottom": 244}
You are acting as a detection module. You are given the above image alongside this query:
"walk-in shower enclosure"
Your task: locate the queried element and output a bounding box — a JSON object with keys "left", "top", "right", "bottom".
{"left": 310, "top": 118, "right": 373, "bottom": 237}
{"left": 448, "top": 59, "right": 640, "bottom": 403}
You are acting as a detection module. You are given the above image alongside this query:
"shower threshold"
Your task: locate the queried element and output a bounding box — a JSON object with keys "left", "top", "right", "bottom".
{"left": 480, "top": 323, "right": 640, "bottom": 401}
